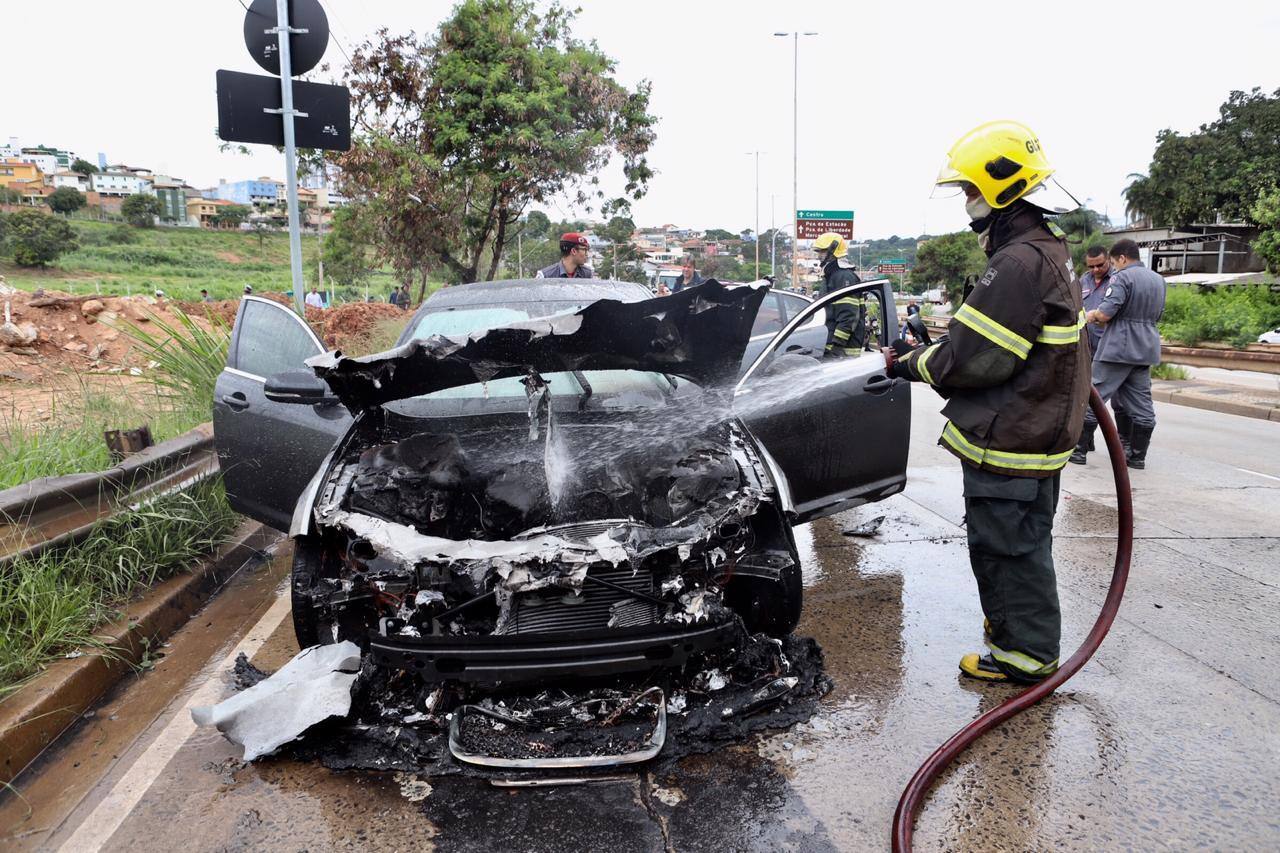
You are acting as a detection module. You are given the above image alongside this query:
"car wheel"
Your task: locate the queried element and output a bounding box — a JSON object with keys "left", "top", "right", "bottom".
{"left": 290, "top": 537, "right": 328, "bottom": 649}
{"left": 727, "top": 560, "right": 803, "bottom": 637}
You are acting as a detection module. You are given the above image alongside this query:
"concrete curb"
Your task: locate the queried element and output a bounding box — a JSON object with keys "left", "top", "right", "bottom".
{"left": 1152, "top": 386, "right": 1280, "bottom": 423}
{"left": 0, "top": 519, "right": 280, "bottom": 786}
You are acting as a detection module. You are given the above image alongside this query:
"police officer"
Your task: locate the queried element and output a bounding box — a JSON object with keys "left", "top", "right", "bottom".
{"left": 1077, "top": 246, "right": 1129, "bottom": 455}
{"left": 885, "top": 121, "right": 1091, "bottom": 684}
{"left": 1069, "top": 238, "right": 1165, "bottom": 469}
{"left": 536, "top": 233, "right": 594, "bottom": 279}
{"left": 812, "top": 232, "right": 865, "bottom": 356}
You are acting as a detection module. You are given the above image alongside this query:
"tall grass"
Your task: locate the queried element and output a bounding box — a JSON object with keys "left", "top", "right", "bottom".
{"left": 110, "top": 306, "right": 229, "bottom": 415}
{"left": 0, "top": 478, "right": 239, "bottom": 697}
{"left": 0, "top": 384, "right": 200, "bottom": 491}
{"left": 0, "top": 302, "right": 242, "bottom": 695}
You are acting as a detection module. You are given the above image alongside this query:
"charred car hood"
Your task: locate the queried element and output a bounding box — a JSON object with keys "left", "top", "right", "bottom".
{"left": 308, "top": 280, "right": 768, "bottom": 412}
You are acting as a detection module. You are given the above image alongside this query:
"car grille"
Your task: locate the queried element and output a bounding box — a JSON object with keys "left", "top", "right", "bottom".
{"left": 513, "top": 518, "right": 639, "bottom": 543}
{"left": 499, "top": 564, "right": 657, "bottom": 636}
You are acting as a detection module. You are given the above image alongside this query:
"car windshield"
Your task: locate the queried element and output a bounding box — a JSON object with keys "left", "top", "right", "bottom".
{"left": 403, "top": 300, "right": 679, "bottom": 401}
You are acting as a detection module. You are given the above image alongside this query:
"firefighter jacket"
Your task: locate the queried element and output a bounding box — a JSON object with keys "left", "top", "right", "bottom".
{"left": 822, "top": 258, "right": 865, "bottom": 356}
{"left": 892, "top": 205, "right": 1091, "bottom": 477}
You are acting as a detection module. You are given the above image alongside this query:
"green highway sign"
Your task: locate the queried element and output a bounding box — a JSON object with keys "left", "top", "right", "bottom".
{"left": 797, "top": 209, "right": 854, "bottom": 220}
{"left": 879, "top": 258, "right": 906, "bottom": 265}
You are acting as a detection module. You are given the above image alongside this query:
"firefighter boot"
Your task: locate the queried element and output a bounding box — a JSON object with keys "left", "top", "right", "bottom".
{"left": 1068, "top": 423, "right": 1097, "bottom": 465}
{"left": 1127, "top": 424, "right": 1154, "bottom": 469}
{"left": 1114, "top": 410, "right": 1134, "bottom": 457}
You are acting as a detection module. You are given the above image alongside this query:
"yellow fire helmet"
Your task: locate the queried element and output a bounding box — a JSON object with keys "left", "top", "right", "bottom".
{"left": 934, "top": 120, "right": 1079, "bottom": 213}
{"left": 812, "top": 232, "right": 847, "bottom": 258}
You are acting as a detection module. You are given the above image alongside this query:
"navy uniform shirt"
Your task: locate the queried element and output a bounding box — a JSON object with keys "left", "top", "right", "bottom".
{"left": 536, "top": 261, "right": 594, "bottom": 279}
{"left": 1094, "top": 261, "right": 1166, "bottom": 366}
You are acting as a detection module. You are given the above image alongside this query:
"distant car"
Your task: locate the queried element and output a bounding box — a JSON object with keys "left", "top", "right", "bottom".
{"left": 1259, "top": 328, "right": 1280, "bottom": 344}
{"left": 213, "top": 278, "right": 909, "bottom": 684}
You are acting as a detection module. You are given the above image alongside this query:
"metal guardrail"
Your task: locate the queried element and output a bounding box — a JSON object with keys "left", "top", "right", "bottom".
{"left": 914, "top": 314, "right": 1280, "bottom": 375}
{"left": 0, "top": 423, "right": 219, "bottom": 564}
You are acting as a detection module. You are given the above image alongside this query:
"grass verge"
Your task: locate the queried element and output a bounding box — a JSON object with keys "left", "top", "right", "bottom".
{"left": 1151, "top": 363, "right": 1190, "bottom": 380}
{"left": 0, "top": 477, "right": 239, "bottom": 699}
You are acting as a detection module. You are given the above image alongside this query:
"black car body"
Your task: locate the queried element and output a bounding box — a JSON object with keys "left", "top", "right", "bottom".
{"left": 213, "top": 278, "right": 910, "bottom": 683}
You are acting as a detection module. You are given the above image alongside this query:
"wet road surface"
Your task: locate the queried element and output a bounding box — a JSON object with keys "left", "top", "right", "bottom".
{"left": 3, "top": 399, "right": 1279, "bottom": 851}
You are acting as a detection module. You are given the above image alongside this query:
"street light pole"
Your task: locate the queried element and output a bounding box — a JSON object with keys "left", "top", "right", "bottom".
{"left": 746, "top": 151, "right": 762, "bottom": 276}
{"left": 774, "top": 31, "right": 816, "bottom": 290}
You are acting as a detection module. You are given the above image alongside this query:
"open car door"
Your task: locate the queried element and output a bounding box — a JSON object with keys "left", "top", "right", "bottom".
{"left": 212, "top": 297, "right": 351, "bottom": 530}
{"left": 735, "top": 279, "right": 910, "bottom": 523}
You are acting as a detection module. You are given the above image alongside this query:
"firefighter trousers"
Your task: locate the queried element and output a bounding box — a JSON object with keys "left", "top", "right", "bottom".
{"left": 962, "top": 464, "right": 1062, "bottom": 674}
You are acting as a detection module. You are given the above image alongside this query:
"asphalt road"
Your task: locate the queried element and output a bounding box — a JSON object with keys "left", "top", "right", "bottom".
{"left": 4, "top": 395, "right": 1278, "bottom": 851}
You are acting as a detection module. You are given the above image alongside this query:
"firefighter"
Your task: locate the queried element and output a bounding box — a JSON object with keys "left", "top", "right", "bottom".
{"left": 812, "top": 232, "right": 865, "bottom": 356}
{"left": 884, "top": 121, "right": 1091, "bottom": 683}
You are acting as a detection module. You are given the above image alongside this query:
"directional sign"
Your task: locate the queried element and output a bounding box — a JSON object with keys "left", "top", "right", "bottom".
{"left": 878, "top": 263, "right": 908, "bottom": 274}
{"left": 796, "top": 209, "right": 855, "bottom": 240}
{"left": 243, "top": 0, "right": 329, "bottom": 76}
{"left": 216, "top": 70, "right": 350, "bottom": 151}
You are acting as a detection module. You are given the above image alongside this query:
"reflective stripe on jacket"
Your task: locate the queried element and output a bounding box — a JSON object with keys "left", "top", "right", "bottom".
{"left": 822, "top": 262, "right": 865, "bottom": 355}
{"left": 895, "top": 207, "right": 1091, "bottom": 477}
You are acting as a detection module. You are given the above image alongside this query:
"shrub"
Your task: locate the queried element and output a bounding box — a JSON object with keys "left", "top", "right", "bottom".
{"left": 1159, "top": 285, "right": 1280, "bottom": 347}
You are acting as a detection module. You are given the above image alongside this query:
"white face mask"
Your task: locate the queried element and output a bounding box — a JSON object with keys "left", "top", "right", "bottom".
{"left": 965, "top": 195, "right": 993, "bottom": 221}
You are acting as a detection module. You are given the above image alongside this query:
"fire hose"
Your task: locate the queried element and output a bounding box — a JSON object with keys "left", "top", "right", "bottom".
{"left": 891, "top": 386, "right": 1134, "bottom": 851}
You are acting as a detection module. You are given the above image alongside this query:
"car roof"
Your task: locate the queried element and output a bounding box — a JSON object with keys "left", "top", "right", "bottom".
{"left": 420, "top": 278, "right": 651, "bottom": 308}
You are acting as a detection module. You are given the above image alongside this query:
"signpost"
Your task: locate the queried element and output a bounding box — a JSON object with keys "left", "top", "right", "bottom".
{"left": 796, "top": 209, "right": 854, "bottom": 240}
{"left": 216, "top": 0, "right": 349, "bottom": 314}
{"left": 877, "top": 258, "right": 908, "bottom": 274}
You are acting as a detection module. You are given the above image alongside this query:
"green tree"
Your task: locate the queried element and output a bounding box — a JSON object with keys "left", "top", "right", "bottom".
{"left": 323, "top": 205, "right": 375, "bottom": 287}
{"left": 46, "top": 186, "right": 87, "bottom": 215}
{"left": 1250, "top": 187, "right": 1280, "bottom": 274}
{"left": 522, "top": 210, "right": 551, "bottom": 239}
{"left": 1126, "top": 87, "right": 1280, "bottom": 225}
{"left": 0, "top": 187, "right": 22, "bottom": 204}
{"left": 211, "top": 204, "right": 250, "bottom": 228}
{"left": 4, "top": 209, "right": 78, "bottom": 266}
{"left": 338, "top": 0, "right": 657, "bottom": 292}
{"left": 704, "top": 228, "right": 735, "bottom": 241}
{"left": 121, "top": 193, "right": 163, "bottom": 227}
{"left": 71, "top": 158, "right": 99, "bottom": 176}
{"left": 912, "top": 231, "right": 986, "bottom": 305}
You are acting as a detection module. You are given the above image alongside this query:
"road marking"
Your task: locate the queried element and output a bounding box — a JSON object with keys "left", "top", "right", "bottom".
{"left": 59, "top": 588, "right": 292, "bottom": 853}
{"left": 1236, "top": 467, "right": 1280, "bottom": 483}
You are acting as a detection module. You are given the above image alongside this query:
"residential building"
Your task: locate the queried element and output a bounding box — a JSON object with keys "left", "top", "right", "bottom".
{"left": 0, "top": 158, "right": 42, "bottom": 189}
{"left": 51, "top": 170, "right": 92, "bottom": 191}
{"left": 208, "top": 177, "right": 281, "bottom": 207}
{"left": 0, "top": 137, "right": 21, "bottom": 161}
{"left": 187, "top": 197, "right": 239, "bottom": 228}
{"left": 92, "top": 171, "right": 154, "bottom": 196}
{"left": 150, "top": 176, "right": 188, "bottom": 223}
{"left": 22, "top": 145, "right": 78, "bottom": 172}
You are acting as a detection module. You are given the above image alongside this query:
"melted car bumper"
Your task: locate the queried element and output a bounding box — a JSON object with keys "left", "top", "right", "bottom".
{"left": 368, "top": 619, "right": 740, "bottom": 683}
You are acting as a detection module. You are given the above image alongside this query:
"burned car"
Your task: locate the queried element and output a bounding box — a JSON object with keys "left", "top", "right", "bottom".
{"left": 213, "top": 279, "right": 909, "bottom": 684}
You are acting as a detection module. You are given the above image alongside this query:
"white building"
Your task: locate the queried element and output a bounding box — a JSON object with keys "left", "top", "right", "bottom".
{"left": 20, "top": 152, "right": 58, "bottom": 174}
{"left": 91, "top": 171, "right": 154, "bottom": 196}
{"left": 0, "top": 137, "right": 20, "bottom": 160}
{"left": 51, "top": 171, "right": 92, "bottom": 191}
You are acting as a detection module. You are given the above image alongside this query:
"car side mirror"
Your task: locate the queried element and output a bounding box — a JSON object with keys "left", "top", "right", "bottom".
{"left": 264, "top": 369, "right": 339, "bottom": 405}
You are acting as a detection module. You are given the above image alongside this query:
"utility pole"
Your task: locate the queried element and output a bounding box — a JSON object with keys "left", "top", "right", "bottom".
{"left": 746, "top": 151, "right": 762, "bottom": 277}
{"left": 273, "top": 0, "right": 307, "bottom": 315}
{"left": 518, "top": 230, "right": 523, "bottom": 278}
{"left": 774, "top": 31, "right": 816, "bottom": 290}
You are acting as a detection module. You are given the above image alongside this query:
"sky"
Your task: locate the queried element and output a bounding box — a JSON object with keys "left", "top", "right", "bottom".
{"left": 6, "top": 0, "right": 1280, "bottom": 239}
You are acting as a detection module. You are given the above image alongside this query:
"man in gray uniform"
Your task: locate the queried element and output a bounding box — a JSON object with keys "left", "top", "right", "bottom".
{"left": 1069, "top": 238, "right": 1166, "bottom": 469}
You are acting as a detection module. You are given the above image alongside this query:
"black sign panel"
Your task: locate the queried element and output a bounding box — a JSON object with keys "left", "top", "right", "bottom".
{"left": 243, "top": 0, "right": 329, "bottom": 77}
{"left": 216, "top": 70, "right": 350, "bottom": 151}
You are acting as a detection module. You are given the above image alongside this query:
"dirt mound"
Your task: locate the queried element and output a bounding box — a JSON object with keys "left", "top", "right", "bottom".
{"left": 0, "top": 289, "right": 215, "bottom": 385}
{"left": 306, "top": 302, "right": 407, "bottom": 352}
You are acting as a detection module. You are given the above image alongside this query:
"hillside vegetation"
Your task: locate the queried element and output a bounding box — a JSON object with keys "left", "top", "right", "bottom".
{"left": 1, "top": 220, "right": 403, "bottom": 302}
